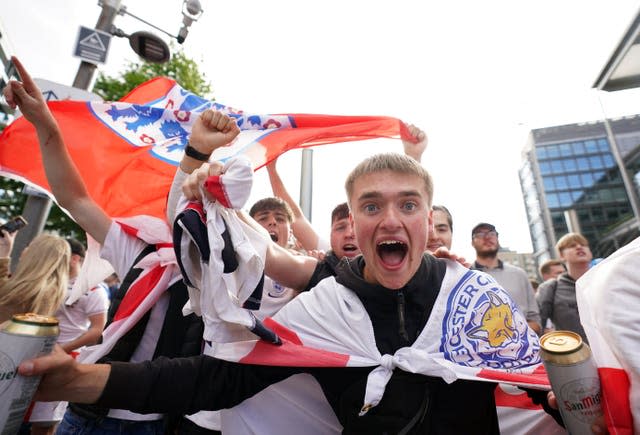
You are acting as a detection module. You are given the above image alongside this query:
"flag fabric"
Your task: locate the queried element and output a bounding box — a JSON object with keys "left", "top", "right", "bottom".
{"left": 495, "top": 383, "right": 566, "bottom": 435}
{"left": 576, "top": 236, "right": 639, "bottom": 435}
{"left": 173, "top": 155, "right": 274, "bottom": 344}
{"left": 78, "top": 215, "right": 179, "bottom": 364}
{"left": 0, "top": 77, "right": 410, "bottom": 220}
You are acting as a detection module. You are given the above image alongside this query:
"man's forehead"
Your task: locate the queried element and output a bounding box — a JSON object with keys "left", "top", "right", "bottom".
{"left": 331, "top": 217, "right": 350, "bottom": 227}
{"left": 255, "top": 209, "right": 287, "bottom": 217}
{"left": 351, "top": 172, "right": 427, "bottom": 197}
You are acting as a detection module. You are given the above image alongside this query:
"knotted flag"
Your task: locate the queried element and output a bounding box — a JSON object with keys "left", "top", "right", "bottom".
{"left": 0, "top": 77, "right": 410, "bottom": 219}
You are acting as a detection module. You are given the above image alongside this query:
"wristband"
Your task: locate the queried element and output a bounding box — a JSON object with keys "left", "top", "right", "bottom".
{"left": 184, "top": 144, "right": 211, "bottom": 161}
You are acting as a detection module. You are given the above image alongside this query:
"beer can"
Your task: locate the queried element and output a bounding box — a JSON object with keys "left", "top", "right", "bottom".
{"left": 0, "top": 313, "right": 59, "bottom": 435}
{"left": 540, "top": 330, "right": 603, "bottom": 435}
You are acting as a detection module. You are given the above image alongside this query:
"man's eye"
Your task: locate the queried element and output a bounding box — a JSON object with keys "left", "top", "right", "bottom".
{"left": 364, "top": 204, "right": 378, "bottom": 213}
{"left": 403, "top": 202, "right": 417, "bottom": 211}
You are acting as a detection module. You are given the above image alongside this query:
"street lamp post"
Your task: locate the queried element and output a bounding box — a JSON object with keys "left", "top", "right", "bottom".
{"left": 11, "top": 0, "right": 204, "bottom": 268}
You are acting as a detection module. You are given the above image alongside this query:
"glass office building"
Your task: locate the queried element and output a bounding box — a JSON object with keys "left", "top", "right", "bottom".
{"left": 519, "top": 115, "right": 640, "bottom": 266}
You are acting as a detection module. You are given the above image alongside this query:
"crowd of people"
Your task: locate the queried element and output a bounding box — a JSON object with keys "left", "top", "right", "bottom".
{"left": 0, "top": 55, "right": 627, "bottom": 434}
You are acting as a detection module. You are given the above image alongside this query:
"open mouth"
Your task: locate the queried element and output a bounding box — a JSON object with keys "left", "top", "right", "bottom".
{"left": 342, "top": 244, "right": 358, "bottom": 253}
{"left": 269, "top": 232, "right": 278, "bottom": 242}
{"left": 376, "top": 240, "right": 408, "bottom": 267}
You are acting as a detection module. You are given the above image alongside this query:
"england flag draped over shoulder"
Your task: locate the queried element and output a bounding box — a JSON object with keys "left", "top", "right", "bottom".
{"left": 0, "top": 77, "right": 410, "bottom": 220}
{"left": 577, "top": 236, "right": 640, "bottom": 435}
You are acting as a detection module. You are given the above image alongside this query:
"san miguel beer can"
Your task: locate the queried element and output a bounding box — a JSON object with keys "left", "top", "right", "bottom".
{"left": 540, "top": 330, "right": 603, "bottom": 435}
{"left": 0, "top": 314, "right": 59, "bottom": 435}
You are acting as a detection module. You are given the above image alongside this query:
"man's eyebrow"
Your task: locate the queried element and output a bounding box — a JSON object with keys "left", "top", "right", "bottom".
{"left": 357, "top": 191, "right": 382, "bottom": 201}
{"left": 357, "top": 190, "right": 422, "bottom": 201}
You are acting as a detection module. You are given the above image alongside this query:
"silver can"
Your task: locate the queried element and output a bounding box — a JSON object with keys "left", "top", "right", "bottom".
{"left": 0, "top": 313, "right": 59, "bottom": 435}
{"left": 540, "top": 330, "right": 603, "bottom": 435}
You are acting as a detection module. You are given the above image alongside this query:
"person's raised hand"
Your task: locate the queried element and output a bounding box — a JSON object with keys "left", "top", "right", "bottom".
{"left": 402, "top": 123, "right": 428, "bottom": 162}
{"left": 0, "top": 228, "right": 18, "bottom": 258}
{"left": 189, "top": 110, "right": 240, "bottom": 156}
{"left": 2, "top": 56, "right": 54, "bottom": 129}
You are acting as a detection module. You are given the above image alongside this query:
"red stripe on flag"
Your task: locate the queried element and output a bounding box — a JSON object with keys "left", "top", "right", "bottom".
{"left": 113, "top": 265, "right": 166, "bottom": 321}
{"left": 494, "top": 386, "right": 541, "bottom": 410}
{"left": 239, "top": 318, "right": 350, "bottom": 367}
{"left": 599, "top": 367, "right": 633, "bottom": 435}
{"left": 204, "top": 175, "right": 231, "bottom": 208}
{"left": 118, "top": 222, "right": 140, "bottom": 238}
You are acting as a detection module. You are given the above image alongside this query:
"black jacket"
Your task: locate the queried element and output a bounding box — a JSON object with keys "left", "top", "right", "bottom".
{"left": 99, "top": 254, "right": 499, "bottom": 434}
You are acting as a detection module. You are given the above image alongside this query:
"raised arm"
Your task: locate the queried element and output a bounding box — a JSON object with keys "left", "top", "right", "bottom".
{"left": 266, "top": 159, "right": 320, "bottom": 252}
{"left": 3, "top": 57, "right": 111, "bottom": 243}
{"left": 402, "top": 123, "right": 428, "bottom": 162}
{"left": 166, "top": 109, "right": 238, "bottom": 223}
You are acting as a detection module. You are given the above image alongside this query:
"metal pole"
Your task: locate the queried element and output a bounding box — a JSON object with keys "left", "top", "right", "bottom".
{"left": 563, "top": 209, "right": 582, "bottom": 235}
{"left": 73, "top": 0, "right": 122, "bottom": 89}
{"left": 299, "top": 149, "right": 313, "bottom": 221}
{"left": 11, "top": 0, "right": 122, "bottom": 271}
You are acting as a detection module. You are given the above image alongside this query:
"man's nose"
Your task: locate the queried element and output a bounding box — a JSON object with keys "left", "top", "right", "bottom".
{"left": 345, "top": 225, "right": 355, "bottom": 239}
{"left": 380, "top": 207, "right": 402, "bottom": 230}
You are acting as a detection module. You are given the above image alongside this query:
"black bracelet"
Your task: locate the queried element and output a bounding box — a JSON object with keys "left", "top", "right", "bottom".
{"left": 184, "top": 144, "right": 211, "bottom": 161}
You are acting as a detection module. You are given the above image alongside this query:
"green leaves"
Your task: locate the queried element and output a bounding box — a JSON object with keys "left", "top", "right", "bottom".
{"left": 93, "top": 48, "right": 213, "bottom": 101}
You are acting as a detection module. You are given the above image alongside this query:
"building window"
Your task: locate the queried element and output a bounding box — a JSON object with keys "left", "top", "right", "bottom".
{"left": 576, "top": 157, "right": 590, "bottom": 170}
{"left": 589, "top": 155, "right": 604, "bottom": 169}
{"left": 559, "top": 143, "right": 572, "bottom": 157}
{"left": 572, "top": 141, "right": 585, "bottom": 154}
{"left": 543, "top": 177, "right": 555, "bottom": 190}
{"left": 539, "top": 161, "right": 551, "bottom": 175}
{"left": 563, "top": 158, "right": 577, "bottom": 171}
{"left": 571, "top": 190, "right": 583, "bottom": 201}
{"left": 597, "top": 138, "right": 609, "bottom": 152}
{"left": 547, "top": 193, "right": 559, "bottom": 208}
{"left": 602, "top": 154, "right": 615, "bottom": 168}
{"left": 554, "top": 176, "right": 568, "bottom": 189}
{"left": 585, "top": 140, "right": 598, "bottom": 153}
{"left": 551, "top": 160, "right": 564, "bottom": 173}
{"left": 568, "top": 174, "right": 581, "bottom": 187}
{"left": 548, "top": 146, "right": 560, "bottom": 158}
{"left": 559, "top": 192, "right": 572, "bottom": 207}
{"left": 536, "top": 148, "right": 548, "bottom": 159}
{"left": 580, "top": 173, "right": 594, "bottom": 187}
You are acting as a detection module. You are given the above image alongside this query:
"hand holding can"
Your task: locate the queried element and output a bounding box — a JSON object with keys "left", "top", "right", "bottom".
{"left": 540, "top": 331, "right": 603, "bottom": 434}
{"left": 0, "top": 313, "right": 59, "bottom": 434}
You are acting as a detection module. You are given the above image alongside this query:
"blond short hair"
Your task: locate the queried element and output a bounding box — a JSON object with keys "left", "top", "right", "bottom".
{"left": 555, "top": 233, "right": 589, "bottom": 255}
{"left": 344, "top": 153, "right": 434, "bottom": 207}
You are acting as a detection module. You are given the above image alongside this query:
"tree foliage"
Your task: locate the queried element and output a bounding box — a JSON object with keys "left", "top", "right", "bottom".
{"left": 93, "top": 48, "right": 213, "bottom": 101}
{"left": 0, "top": 48, "right": 212, "bottom": 240}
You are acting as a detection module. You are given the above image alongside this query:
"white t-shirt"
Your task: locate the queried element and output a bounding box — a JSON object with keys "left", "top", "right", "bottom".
{"left": 56, "top": 280, "right": 110, "bottom": 344}
{"left": 257, "top": 277, "right": 297, "bottom": 319}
